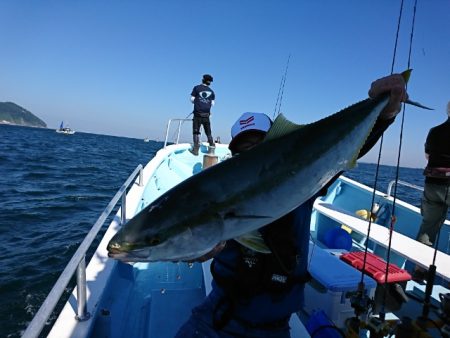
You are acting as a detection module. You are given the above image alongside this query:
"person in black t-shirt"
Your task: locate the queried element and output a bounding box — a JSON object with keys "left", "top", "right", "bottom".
{"left": 416, "top": 101, "right": 450, "bottom": 247}
{"left": 189, "top": 74, "right": 216, "bottom": 156}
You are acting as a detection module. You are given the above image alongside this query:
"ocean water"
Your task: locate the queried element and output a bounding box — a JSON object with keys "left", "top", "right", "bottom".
{"left": 0, "top": 124, "right": 437, "bottom": 338}
{"left": 0, "top": 125, "right": 160, "bottom": 338}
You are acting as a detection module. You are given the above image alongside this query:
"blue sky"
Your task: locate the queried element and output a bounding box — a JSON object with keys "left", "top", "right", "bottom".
{"left": 1, "top": 1, "right": 449, "bottom": 168}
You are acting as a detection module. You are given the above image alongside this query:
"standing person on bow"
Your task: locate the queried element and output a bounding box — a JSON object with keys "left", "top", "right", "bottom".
{"left": 189, "top": 74, "right": 216, "bottom": 156}
{"left": 416, "top": 101, "right": 450, "bottom": 248}
{"left": 175, "top": 73, "right": 408, "bottom": 338}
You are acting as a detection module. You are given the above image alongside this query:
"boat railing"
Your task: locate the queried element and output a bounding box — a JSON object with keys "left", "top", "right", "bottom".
{"left": 22, "top": 164, "right": 144, "bottom": 338}
{"left": 386, "top": 179, "right": 424, "bottom": 198}
{"left": 163, "top": 118, "right": 192, "bottom": 148}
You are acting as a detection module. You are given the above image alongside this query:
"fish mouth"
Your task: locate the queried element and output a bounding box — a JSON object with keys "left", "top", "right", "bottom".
{"left": 107, "top": 251, "right": 131, "bottom": 261}
{"left": 107, "top": 246, "right": 130, "bottom": 260}
{"left": 107, "top": 245, "right": 152, "bottom": 262}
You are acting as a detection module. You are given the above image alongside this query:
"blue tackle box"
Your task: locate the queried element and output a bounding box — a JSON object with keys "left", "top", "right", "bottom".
{"left": 303, "top": 244, "right": 377, "bottom": 328}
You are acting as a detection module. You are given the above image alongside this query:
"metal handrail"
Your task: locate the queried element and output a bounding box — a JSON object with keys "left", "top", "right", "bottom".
{"left": 386, "top": 179, "right": 423, "bottom": 198}
{"left": 22, "top": 164, "right": 144, "bottom": 338}
{"left": 163, "top": 118, "right": 192, "bottom": 148}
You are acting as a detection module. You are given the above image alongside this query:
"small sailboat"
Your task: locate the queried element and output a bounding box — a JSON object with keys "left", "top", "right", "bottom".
{"left": 56, "top": 121, "right": 75, "bottom": 135}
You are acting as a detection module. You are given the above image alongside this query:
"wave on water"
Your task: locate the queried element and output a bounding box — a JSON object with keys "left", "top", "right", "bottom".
{"left": 0, "top": 125, "right": 162, "bottom": 338}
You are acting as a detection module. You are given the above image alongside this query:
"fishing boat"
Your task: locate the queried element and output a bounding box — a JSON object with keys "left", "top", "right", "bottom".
{"left": 23, "top": 117, "right": 450, "bottom": 338}
{"left": 56, "top": 121, "right": 75, "bottom": 135}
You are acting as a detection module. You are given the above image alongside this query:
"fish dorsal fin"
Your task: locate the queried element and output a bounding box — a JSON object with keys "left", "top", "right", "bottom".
{"left": 234, "top": 230, "right": 272, "bottom": 254}
{"left": 264, "top": 113, "right": 304, "bottom": 142}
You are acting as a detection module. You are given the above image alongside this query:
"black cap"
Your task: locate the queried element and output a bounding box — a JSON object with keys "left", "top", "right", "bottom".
{"left": 202, "top": 74, "right": 213, "bottom": 83}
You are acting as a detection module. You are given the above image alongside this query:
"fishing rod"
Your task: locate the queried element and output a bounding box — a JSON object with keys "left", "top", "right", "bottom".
{"left": 272, "top": 54, "right": 291, "bottom": 120}
{"left": 380, "top": 0, "right": 418, "bottom": 319}
{"left": 349, "top": 1, "right": 420, "bottom": 335}
{"left": 350, "top": 1, "right": 448, "bottom": 336}
{"left": 356, "top": 0, "right": 407, "bottom": 293}
{"left": 374, "top": 0, "right": 443, "bottom": 328}
{"left": 419, "top": 184, "right": 449, "bottom": 333}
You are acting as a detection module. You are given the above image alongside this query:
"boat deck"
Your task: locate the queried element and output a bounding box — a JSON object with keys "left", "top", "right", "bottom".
{"left": 42, "top": 143, "right": 449, "bottom": 338}
{"left": 90, "top": 262, "right": 205, "bottom": 338}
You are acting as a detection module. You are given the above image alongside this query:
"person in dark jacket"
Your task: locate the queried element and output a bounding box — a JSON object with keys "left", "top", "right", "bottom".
{"left": 189, "top": 74, "right": 216, "bottom": 156}
{"left": 416, "top": 101, "right": 450, "bottom": 247}
{"left": 176, "top": 74, "right": 408, "bottom": 338}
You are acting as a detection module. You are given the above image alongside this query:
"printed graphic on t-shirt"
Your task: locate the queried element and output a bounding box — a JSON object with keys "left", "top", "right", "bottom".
{"left": 200, "top": 91, "right": 212, "bottom": 100}
{"left": 192, "top": 85, "right": 215, "bottom": 115}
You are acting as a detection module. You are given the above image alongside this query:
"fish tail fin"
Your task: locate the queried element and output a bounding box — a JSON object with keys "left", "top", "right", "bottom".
{"left": 401, "top": 69, "right": 412, "bottom": 83}
{"left": 405, "top": 99, "right": 433, "bottom": 110}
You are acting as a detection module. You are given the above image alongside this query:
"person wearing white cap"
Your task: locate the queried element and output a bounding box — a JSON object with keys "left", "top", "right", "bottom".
{"left": 228, "top": 112, "right": 273, "bottom": 155}
{"left": 414, "top": 101, "right": 450, "bottom": 280}
{"left": 176, "top": 73, "right": 408, "bottom": 338}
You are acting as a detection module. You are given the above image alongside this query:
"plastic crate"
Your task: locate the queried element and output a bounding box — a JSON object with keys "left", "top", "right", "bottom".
{"left": 340, "top": 252, "right": 411, "bottom": 284}
{"left": 304, "top": 245, "right": 377, "bottom": 328}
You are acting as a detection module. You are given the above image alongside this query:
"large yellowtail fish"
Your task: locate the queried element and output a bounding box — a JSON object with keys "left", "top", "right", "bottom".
{"left": 108, "top": 73, "right": 429, "bottom": 262}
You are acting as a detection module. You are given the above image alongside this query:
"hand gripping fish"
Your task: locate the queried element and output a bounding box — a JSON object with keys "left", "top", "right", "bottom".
{"left": 107, "top": 72, "right": 430, "bottom": 262}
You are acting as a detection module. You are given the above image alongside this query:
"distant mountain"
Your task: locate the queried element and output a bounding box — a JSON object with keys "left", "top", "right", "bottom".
{"left": 0, "top": 102, "right": 47, "bottom": 128}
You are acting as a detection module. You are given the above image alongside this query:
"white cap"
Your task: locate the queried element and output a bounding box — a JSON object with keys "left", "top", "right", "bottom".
{"left": 229, "top": 112, "right": 272, "bottom": 153}
{"left": 230, "top": 112, "right": 272, "bottom": 139}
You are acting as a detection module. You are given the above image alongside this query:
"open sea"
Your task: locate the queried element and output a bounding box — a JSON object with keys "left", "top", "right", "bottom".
{"left": 0, "top": 124, "right": 441, "bottom": 338}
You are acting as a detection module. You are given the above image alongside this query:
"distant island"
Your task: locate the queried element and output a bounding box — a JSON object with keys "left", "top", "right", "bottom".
{"left": 0, "top": 102, "right": 47, "bottom": 128}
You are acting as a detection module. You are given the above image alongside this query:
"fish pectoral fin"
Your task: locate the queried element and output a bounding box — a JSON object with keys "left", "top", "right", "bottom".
{"left": 349, "top": 153, "right": 358, "bottom": 169}
{"left": 264, "top": 114, "right": 304, "bottom": 141}
{"left": 234, "top": 231, "right": 272, "bottom": 254}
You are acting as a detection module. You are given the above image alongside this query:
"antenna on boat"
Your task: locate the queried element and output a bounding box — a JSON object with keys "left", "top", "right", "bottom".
{"left": 272, "top": 54, "right": 291, "bottom": 120}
